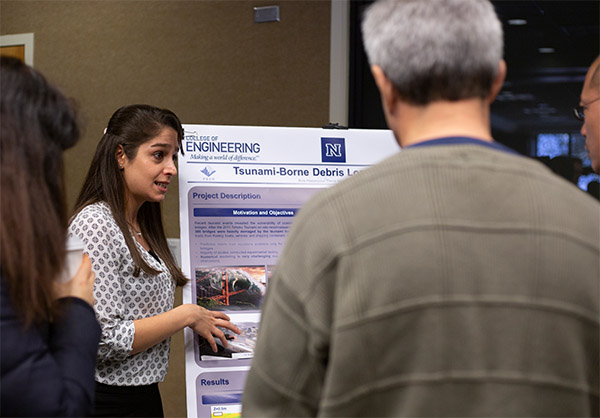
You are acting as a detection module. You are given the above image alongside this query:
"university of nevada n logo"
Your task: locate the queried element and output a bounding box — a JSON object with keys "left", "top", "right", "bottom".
{"left": 321, "top": 137, "right": 346, "bottom": 163}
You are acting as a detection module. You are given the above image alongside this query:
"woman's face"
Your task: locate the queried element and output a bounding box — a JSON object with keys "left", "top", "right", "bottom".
{"left": 119, "top": 126, "right": 179, "bottom": 209}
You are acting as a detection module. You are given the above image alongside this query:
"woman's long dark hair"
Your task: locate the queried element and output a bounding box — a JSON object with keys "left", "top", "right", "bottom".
{"left": 72, "top": 104, "right": 187, "bottom": 286}
{"left": 0, "top": 56, "right": 80, "bottom": 326}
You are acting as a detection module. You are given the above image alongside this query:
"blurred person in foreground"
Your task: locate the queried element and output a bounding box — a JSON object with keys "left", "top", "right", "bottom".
{"left": 242, "top": 0, "right": 599, "bottom": 416}
{"left": 0, "top": 56, "right": 101, "bottom": 416}
{"left": 575, "top": 56, "right": 600, "bottom": 173}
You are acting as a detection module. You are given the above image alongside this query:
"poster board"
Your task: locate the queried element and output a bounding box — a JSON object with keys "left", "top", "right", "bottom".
{"left": 179, "top": 125, "right": 398, "bottom": 418}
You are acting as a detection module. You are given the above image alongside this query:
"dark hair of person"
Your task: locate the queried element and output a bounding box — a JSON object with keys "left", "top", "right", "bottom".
{"left": 587, "top": 180, "right": 600, "bottom": 201}
{"left": 0, "top": 56, "right": 80, "bottom": 326}
{"left": 72, "top": 104, "right": 187, "bottom": 286}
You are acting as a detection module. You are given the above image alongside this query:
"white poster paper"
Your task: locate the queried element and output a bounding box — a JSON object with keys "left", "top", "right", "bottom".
{"left": 179, "top": 125, "right": 398, "bottom": 418}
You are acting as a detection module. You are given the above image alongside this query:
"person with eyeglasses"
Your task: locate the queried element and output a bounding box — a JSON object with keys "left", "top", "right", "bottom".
{"left": 574, "top": 56, "right": 600, "bottom": 173}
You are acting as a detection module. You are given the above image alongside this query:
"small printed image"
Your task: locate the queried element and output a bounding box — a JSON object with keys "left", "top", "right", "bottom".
{"left": 198, "top": 322, "right": 259, "bottom": 361}
{"left": 195, "top": 266, "right": 266, "bottom": 311}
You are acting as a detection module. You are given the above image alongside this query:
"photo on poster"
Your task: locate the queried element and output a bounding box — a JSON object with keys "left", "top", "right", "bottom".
{"left": 194, "top": 265, "right": 275, "bottom": 364}
{"left": 197, "top": 321, "right": 259, "bottom": 362}
{"left": 194, "top": 266, "right": 274, "bottom": 364}
{"left": 196, "top": 266, "right": 267, "bottom": 311}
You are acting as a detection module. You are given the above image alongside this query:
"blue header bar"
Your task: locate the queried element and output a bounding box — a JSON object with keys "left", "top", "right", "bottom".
{"left": 193, "top": 208, "right": 297, "bottom": 217}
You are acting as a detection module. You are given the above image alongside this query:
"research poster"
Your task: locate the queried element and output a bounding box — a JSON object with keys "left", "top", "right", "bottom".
{"left": 179, "top": 125, "right": 398, "bottom": 418}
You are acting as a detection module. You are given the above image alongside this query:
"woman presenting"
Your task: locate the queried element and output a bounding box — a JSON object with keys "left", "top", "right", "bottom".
{"left": 69, "top": 104, "right": 240, "bottom": 417}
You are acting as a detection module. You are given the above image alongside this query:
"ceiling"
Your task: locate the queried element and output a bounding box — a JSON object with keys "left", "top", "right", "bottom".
{"left": 490, "top": 0, "right": 599, "bottom": 136}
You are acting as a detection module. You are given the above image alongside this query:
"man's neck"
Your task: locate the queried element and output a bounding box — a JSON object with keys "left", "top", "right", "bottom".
{"left": 393, "top": 98, "right": 493, "bottom": 148}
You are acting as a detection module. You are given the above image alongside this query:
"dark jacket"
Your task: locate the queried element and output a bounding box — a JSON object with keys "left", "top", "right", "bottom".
{"left": 1, "top": 276, "right": 101, "bottom": 417}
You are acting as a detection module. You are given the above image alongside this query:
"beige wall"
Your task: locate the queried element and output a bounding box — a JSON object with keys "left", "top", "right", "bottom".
{"left": 1, "top": 1, "right": 331, "bottom": 416}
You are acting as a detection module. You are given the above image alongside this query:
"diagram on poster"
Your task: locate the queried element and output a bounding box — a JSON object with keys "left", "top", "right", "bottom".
{"left": 179, "top": 125, "right": 398, "bottom": 417}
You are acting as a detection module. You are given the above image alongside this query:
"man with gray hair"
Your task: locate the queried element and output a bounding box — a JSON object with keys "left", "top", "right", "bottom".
{"left": 242, "top": 0, "right": 599, "bottom": 416}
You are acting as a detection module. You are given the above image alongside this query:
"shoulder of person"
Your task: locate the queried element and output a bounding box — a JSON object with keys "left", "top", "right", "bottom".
{"left": 69, "top": 202, "right": 123, "bottom": 241}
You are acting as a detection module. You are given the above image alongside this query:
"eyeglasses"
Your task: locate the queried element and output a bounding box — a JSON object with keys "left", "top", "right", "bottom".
{"left": 573, "top": 96, "right": 600, "bottom": 121}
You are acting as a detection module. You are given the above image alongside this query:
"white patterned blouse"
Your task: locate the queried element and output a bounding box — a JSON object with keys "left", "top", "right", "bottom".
{"left": 68, "top": 201, "right": 175, "bottom": 386}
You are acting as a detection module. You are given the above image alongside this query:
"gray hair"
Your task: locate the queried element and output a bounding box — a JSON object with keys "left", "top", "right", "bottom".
{"left": 362, "top": 0, "right": 503, "bottom": 105}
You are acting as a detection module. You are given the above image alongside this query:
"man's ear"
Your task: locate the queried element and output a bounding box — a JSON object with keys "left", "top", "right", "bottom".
{"left": 371, "top": 65, "right": 398, "bottom": 116}
{"left": 488, "top": 59, "right": 507, "bottom": 103}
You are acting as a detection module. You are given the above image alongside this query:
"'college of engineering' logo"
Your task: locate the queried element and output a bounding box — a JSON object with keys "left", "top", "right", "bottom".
{"left": 321, "top": 137, "right": 346, "bottom": 163}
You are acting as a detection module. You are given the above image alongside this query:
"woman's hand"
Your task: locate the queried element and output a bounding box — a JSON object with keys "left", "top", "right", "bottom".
{"left": 187, "top": 305, "right": 242, "bottom": 352}
{"left": 132, "top": 304, "right": 242, "bottom": 355}
{"left": 53, "top": 254, "right": 95, "bottom": 306}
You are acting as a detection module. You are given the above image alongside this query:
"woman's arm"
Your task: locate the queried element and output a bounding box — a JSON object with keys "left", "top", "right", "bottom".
{"left": 70, "top": 204, "right": 241, "bottom": 358}
{"left": 69, "top": 205, "right": 136, "bottom": 361}
{"left": 132, "top": 304, "right": 241, "bottom": 354}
